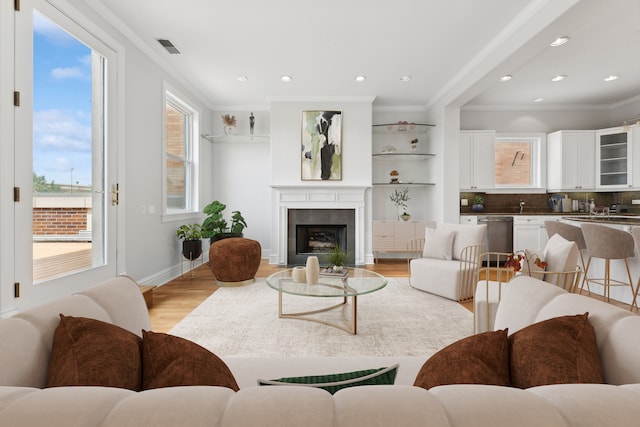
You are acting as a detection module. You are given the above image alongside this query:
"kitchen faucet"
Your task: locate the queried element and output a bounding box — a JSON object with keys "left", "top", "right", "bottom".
{"left": 519, "top": 200, "right": 525, "bottom": 213}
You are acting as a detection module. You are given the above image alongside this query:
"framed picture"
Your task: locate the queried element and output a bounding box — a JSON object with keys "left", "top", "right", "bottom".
{"left": 301, "top": 110, "right": 342, "bottom": 181}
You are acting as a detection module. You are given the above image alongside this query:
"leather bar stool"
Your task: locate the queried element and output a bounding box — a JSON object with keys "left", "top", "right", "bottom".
{"left": 581, "top": 223, "right": 636, "bottom": 310}
{"left": 544, "top": 221, "right": 589, "bottom": 293}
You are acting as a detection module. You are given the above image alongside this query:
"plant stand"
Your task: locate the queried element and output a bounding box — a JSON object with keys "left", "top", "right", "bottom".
{"left": 180, "top": 250, "right": 204, "bottom": 278}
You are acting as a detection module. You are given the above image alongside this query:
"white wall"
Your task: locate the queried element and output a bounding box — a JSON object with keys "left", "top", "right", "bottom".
{"left": 211, "top": 110, "right": 271, "bottom": 256}
{"left": 270, "top": 100, "right": 373, "bottom": 187}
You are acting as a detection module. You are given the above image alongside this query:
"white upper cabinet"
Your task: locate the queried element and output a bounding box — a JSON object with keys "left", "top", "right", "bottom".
{"left": 547, "top": 130, "right": 595, "bottom": 191}
{"left": 460, "top": 131, "right": 495, "bottom": 190}
{"left": 596, "top": 126, "right": 632, "bottom": 189}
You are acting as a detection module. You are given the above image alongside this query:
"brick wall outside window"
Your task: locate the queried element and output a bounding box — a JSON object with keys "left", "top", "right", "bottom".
{"left": 33, "top": 207, "right": 90, "bottom": 235}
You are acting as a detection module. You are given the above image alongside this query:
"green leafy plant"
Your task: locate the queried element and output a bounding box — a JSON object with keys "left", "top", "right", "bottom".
{"left": 201, "top": 200, "right": 247, "bottom": 238}
{"left": 176, "top": 224, "right": 202, "bottom": 241}
{"left": 327, "top": 245, "right": 348, "bottom": 267}
{"left": 472, "top": 195, "right": 484, "bottom": 205}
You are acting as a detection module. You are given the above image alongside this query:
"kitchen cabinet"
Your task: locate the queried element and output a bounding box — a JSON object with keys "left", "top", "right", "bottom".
{"left": 460, "top": 131, "right": 495, "bottom": 190}
{"left": 596, "top": 126, "right": 632, "bottom": 189}
{"left": 547, "top": 130, "right": 595, "bottom": 191}
{"left": 373, "top": 220, "right": 435, "bottom": 259}
{"left": 513, "top": 216, "right": 551, "bottom": 251}
{"left": 460, "top": 215, "right": 478, "bottom": 225}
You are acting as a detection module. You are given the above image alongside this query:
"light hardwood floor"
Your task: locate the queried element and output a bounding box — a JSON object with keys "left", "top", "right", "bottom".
{"left": 148, "top": 259, "right": 441, "bottom": 332}
{"left": 148, "top": 259, "right": 634, "bottom": 332}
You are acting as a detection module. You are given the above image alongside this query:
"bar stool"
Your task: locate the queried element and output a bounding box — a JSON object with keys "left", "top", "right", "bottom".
{"left": 629, "top": 227, "right": 640, "bottom": 310}
{"left": 544, "top": 221, "right": 589, "bottom": 293}
{"left": 581, "top": 223, "right": 636, "bottom": 310}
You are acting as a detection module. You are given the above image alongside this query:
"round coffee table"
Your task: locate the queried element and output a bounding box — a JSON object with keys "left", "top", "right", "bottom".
{"left": 265, "top": 267, "right": 387, "bottom": 334}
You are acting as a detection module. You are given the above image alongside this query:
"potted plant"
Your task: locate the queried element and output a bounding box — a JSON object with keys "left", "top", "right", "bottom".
{"left": 472, "top": 195, "right": 485, "bottom": 212}
{"left": 327, "top": 245, "right": 348, "bottom": 268}
{"left": 176, "top": 224, "right": 203, "bottom": 260}
{"left": 201, "top": 200, "right": 248, "bottom": 242}
{"left": 389, "top": 188, "right": 410, "bottom": 221}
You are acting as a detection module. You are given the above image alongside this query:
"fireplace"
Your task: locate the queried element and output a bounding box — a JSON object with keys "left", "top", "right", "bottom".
{"left": 287, "top": 209, "right": 355, "bottom": 265}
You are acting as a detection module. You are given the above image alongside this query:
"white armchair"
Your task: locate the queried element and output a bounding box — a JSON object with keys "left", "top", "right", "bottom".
{"left": 408, "top": 223, "right": 487, "bottom": 302}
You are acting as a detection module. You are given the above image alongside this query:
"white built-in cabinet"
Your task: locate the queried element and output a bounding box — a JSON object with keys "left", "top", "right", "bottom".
{"left": 460, "top": 131, "right": 495, "bottom": 190}
{"left": 513, "top": 216, "right": 551, "bottom": 251}
{"left": 547, "top": 130, "right": 595, "bottom": 191}
{"left": 373, "top": 220, "right": 435, "bottom": 259}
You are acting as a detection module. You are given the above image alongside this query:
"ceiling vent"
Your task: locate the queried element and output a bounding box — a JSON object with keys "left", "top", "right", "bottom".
{"left": 157, "top": 39, "right": 181, "bottom": 54}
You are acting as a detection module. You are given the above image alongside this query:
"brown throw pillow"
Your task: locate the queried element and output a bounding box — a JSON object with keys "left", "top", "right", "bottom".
{"left": 142, "top": 330, "right": 239, "bottom": 391}
{"left": 47, "top": 315, "right": 142, "bottom": 391}
{"left": 413, "top": 329, "right": 510, "bottom": 389}
{"left": 509, "top": 313, "right": 604, "bottom": 388}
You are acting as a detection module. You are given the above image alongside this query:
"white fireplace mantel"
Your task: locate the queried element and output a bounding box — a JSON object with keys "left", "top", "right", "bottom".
{"left": 270, "top": 186, "right": 369, "bottom": 265}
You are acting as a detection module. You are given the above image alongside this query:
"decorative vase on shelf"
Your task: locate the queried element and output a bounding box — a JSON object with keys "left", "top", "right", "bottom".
{"left": 305, "top": 256, "right": 320, "bottom": 285}
{"left": 400, "top": 213, "right": 411, "bottom": 221}
{"left": 472, "top": 204, "right": 484, "bottom": 212}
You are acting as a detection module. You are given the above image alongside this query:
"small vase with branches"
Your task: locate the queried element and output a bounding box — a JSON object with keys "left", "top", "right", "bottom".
{"left": 389, "top": 188, "right": 410, "bottom": 221}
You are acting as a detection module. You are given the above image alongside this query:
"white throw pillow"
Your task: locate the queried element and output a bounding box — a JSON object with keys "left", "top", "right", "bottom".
{"left": 543, "top": 234, "right": 579, "bottom": 285}
{"left": 422, "top": 228, "right": 455, "bottom": 260}
{"left": 441, "top": 223, "right": 487, "bottom": 260}
{"left": 522, "top": 249, "right": 546, "bottom": 280}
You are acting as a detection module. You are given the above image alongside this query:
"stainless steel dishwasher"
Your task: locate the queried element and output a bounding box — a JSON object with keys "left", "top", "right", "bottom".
{"left": 478, "top": 216, "right": 514, "bottom": 257}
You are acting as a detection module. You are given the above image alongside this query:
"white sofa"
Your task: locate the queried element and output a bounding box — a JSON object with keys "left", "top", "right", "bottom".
{"left": 1, "top": 275, "right": 640, "bottom": 426}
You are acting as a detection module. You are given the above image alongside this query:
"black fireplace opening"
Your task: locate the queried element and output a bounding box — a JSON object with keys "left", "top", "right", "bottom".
{"left": 287, "top": 208, "right": 356, "bottom": 266}
{"left": 296, "top": 224, "right": 347, "bottom": 255}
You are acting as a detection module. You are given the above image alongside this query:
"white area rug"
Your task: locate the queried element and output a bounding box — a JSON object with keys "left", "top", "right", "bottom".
{"left": 169, "top": 278, "right": 473, "bottom": 358}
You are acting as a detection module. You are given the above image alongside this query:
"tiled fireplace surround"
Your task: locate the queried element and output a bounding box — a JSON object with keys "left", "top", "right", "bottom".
{"left": 271, "top": 186, "right": 368, "bottom": 266}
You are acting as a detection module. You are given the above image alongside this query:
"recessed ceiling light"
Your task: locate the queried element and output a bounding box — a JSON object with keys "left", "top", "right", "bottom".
{"left": 550, "top": 36, "right": 570, "bottom": 47}
{"left": 280, "top": 75, "right": 292, "bottom": 82}
{"left": 355, "top": 75, "right": 366, "bottom": 82}
{"left": 533, "top": 98, "right": 544, "bottom": 103}
{"left": 551, "top": 75, "right": 567, "bottom": 82}
{"left": 604, "top": 75, "right": 619, "bottom": 82}
{"left": 499, "top": 75, "right": 512, "bottom": 82}
{"left": 399, "top": 75, "right": 411, "bottom": 82}
{"left": 237, "top": 75, "right": 248, "bottom": 82}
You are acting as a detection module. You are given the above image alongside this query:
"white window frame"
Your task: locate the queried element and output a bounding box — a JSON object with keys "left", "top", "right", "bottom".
{"left": 493, "top": 133, "right": 545, "bottom": 192}
{"left": 162, "top": 83, "right": 199, "bottom": 219}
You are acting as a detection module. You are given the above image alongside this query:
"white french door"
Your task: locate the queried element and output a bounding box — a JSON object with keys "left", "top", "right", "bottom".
{"left": 14, "top": 0, "right": 119, "bottom": 309}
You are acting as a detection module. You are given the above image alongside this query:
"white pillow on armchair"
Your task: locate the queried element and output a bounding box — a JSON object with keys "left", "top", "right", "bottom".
{"left": 422, "top": 228, "right": 455, "bottom": 260}
{"left": 441, "top": 223, "right": 487, "bottom": 260}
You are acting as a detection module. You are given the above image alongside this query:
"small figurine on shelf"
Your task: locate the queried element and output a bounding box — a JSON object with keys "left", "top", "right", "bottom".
{"left": 389, "top": 170, "right": 399, "bottom": 184}
{"left": 249, "top": 112, "right": 255, "bottom": 135}
{"left": 411, "top": 138, "right": 418, "bottom": 152}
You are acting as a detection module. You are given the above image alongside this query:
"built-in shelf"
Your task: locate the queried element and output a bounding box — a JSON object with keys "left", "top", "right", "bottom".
{"left": 372, "top": 183, "right": 435, "bottom": 187}
{"left": 372, "top": 123, "right": 435, "bottom": 134}
{"left": 201, "top": 133, "right": 270, "bottom": 142}
{"left": 372, "top": 153, "right": 434, "bottom": 160}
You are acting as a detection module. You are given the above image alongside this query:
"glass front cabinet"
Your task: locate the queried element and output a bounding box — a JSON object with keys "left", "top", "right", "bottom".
{"left": 596, "top": 127, "right": 632, "bottom": 189}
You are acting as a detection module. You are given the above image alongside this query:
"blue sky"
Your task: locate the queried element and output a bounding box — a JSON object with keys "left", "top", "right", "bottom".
{"left": 33, "top": 10, "right": 93, "bottom": 187}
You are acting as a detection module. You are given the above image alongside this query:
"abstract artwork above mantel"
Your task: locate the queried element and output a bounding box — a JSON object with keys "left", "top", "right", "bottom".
{"left": 301, "top": 110, "right": 342, "bottom": 181}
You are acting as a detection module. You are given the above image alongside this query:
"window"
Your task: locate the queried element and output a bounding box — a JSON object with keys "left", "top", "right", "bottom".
{"left": 163, "top": 89, "right": 199, "bottom": 215}
{"left": 494, "top": 136, "right": 542, "bottom": 189}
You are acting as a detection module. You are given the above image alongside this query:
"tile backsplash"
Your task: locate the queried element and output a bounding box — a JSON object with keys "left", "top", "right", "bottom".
{"left": 459, "top": 191, "right": 640, "bottom": 215}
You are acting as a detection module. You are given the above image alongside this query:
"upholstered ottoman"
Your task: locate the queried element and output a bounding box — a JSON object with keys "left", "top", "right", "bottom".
{"left": 209, "top": 237, "right": 261, "bottom": 286}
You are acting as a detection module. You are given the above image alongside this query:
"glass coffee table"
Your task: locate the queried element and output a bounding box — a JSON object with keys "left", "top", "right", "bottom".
{"left": 265, "top": 267, "right": 387, "bottom": 334}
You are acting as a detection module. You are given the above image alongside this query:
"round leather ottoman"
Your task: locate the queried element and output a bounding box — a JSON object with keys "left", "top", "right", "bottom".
{"left": 208, "top": 237, "right": 261, "bottom": 286}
